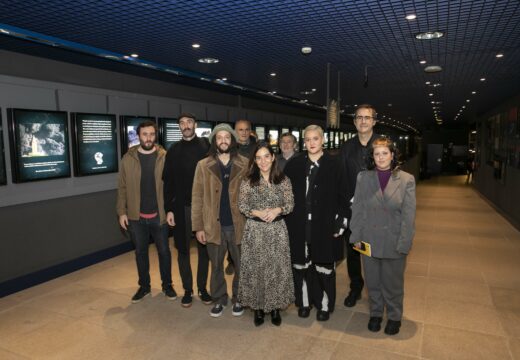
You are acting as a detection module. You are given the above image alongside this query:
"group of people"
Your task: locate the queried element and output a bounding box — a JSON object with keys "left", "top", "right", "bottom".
{"left": 116, "top": 104, "right": 416, "bottom": 335}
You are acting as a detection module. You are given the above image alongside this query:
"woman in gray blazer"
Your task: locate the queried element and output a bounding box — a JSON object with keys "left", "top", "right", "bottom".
{"left": 349, "top": 136, "right": 416, "bottom": 335}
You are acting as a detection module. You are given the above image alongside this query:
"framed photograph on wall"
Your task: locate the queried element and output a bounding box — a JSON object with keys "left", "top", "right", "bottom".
{"left": 159, "top": 117, "right": 181, "bottom": 151}
{"left": 0, "top": 113, "right": 7, "bottom": 185}
{"left": 7, "top": 108, "right": 71, "bottom": 183}
{"left": 195, "top": 121, "right": 213, "bottom": 138}
{"left": 120, "top": 115, "right": 156, "bottom": 154}
{"left": 71, "top": 113, "right": 118, "bottom": 176}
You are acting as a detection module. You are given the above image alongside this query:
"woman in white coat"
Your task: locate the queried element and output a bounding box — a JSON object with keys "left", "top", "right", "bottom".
{"left": 349, "top": 137, "right": 416, "bottom": 335}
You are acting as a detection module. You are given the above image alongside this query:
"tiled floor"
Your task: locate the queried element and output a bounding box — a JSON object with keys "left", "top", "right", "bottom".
{"left": 1, "top": 175, "right": 519, "bottom": 359}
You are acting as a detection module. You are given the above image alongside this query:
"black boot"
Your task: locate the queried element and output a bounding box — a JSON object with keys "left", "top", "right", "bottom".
{"left": 271, "top": 309, "right": 281, "bottom": 326}
{"left": 254, "top": 310, "right": 265, "bottom": 326}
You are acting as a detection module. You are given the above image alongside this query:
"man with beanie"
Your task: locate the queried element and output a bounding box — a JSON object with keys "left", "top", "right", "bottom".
{"left": 191, "top": 123, "right": 248, "bottom": 317}
{"left": 163, "top": 113, "right": 212, "bottom": 308}
{"left": 117, "top": 120, "right": 176, "bottom": 303}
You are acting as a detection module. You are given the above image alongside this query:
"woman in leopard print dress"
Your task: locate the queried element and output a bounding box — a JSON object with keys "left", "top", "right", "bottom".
{"left": 238, "top": 142, "right": 295, "bottom": 326}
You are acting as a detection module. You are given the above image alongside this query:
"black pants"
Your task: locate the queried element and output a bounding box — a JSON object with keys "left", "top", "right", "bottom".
{"left": 292, "top": 243, "right": 336, "bottom": 312}
{"left": 345, "top": 231, "right": 364, "bottom": 293}
{"left": 175, "top": 206, "right": 209, "bottom": 293}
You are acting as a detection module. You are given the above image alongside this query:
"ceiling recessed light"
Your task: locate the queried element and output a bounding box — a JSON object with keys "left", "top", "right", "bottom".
{"left": 311, "top": 88, "right": 316, "bottom": 92}
{"left": 130, "top": 53, "right": 139, "bottom": 58}
{"left": 270, "top": 72, "right": 277, "bottom": 77}
{"left": 301, "top": 46, "right": 312, "bottom": 55}
{"left": 406, "top": 14, "right": 417, "bottom": 20}
{"left": 462, "top": 105, "right": 466, "bottom": 109}
{"left": 480, "top": 77, "right": 486, "bottom": 81}
{"left": 429, "top": 93, "right": 434, "bottom": 96}
{"left": 471, "top": 91, "right": 476, "bottom": 94}
{"left": 192, "top": 43, "right": 201, "bottom": 48}
{"left": 198, "top": 57, "right": 219, "bottom": 64}
{"left": 424, "top": 65, "right": 442, "bottom": 73}
{"left": 221, "top": 77, "right": 227, "bottom": 81}
{"left": 433, "top": 83, "right": 442, "bottom": 87}
{"left": 425, "top": 81, "right": 431, "bottom": 85}
{"left": 0, "top": 29, "right": 10, "bottom": 34}
{"left": 123, "top": 55, "right": 131, "bottom": 60}
{"left": 496, "top": 53, "right": 504, "bottom": 58}
{"left": 420, "top": 60, "right": 427, "bottom": 64}
{"left": 415, "top": 31, "right": 444, "bottom": 40}
{"left": 466, "top": 99, "right": 470, "bottom": 102}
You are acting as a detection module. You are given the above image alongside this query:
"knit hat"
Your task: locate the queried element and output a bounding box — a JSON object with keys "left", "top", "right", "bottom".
{"left": 209, "top": 123, "right": 238, "bottom": 144}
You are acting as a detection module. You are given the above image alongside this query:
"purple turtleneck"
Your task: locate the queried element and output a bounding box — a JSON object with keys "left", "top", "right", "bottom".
{"left": 376, "top": 168, "right": 392, "bottom": 192}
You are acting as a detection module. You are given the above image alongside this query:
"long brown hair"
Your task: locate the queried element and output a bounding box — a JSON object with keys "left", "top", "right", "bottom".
{"left": 247, "top": 142, "right": 285, "bottom": 186}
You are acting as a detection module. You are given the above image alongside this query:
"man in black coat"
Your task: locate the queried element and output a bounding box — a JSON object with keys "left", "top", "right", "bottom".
{"left": 284, "top": 125, "right": 349, "bottom": 321}
{"left": 163, "top": 112, "right": 212, "bottom": 307}
{"left": 340, "top": 104, "right": 379, "bottom": 308}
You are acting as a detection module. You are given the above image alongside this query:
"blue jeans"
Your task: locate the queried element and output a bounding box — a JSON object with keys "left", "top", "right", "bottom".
{"left": 128, "top": 217, "right": 172, "bottom": 289}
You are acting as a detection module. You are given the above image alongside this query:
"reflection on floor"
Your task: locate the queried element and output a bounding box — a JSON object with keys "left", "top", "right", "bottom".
{"left": 1, "top": 175, "right": 520, "bottom": 359}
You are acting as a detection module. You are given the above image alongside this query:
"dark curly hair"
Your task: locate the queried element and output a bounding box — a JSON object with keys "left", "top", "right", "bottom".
{"left": 247, "top": 142, "right": 286, "bottom": 186}
{"left": 367, "top": 136, "right": 400, "bottom": 172}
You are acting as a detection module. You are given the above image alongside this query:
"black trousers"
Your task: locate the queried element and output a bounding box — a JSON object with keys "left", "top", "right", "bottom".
{"left": 175, "top": 206, "right": 210, "bottom": 293}
{"left": 345, "top": 231, "right": 364, "bottom": 293}
{"left": 292, "top": 243, "right": 336, "bottom": 312}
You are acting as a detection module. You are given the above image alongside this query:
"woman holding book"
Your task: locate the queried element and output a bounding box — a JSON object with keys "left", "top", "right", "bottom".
{"left": 349, "top": 136, "right": 416, "bottom": 335}
{"left": 238, "top": 142, "right": 295, "bottom": 326}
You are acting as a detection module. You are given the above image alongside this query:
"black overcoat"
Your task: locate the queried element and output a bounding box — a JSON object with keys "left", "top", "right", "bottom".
{"left": 284, "top": 152, "right": 349, "bottom": 264}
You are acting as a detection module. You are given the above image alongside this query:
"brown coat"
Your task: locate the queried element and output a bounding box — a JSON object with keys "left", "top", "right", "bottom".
{"left": 116, "top": 145, "right": 167, "bottom": 224}
{"left": 191, "top": 154, "right": 248, "bottom": 245}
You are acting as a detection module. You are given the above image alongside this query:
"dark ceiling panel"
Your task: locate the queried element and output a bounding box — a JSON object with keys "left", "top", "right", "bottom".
{"left": 0, "top": 0, "right": 519, "bottom": 130}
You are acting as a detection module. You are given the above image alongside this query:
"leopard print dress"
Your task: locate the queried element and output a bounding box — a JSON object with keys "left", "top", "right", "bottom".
{"left": 237, "top": 176, "right": 295, "bottom": 312}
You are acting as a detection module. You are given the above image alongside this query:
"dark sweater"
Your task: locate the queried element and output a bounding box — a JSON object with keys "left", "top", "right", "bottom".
{"left": 162, "top": 136, "right": 209, "bottom": 212}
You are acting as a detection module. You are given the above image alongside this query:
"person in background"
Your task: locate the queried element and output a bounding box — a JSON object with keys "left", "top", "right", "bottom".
{"left": 349, "top": 136, "right": 416, "bottom": 335}
{"left": 238, "top": 142, "right": 295, "bottom": 327}
{"left": 191, "top": 124, "right": 248, "bottom": 318}
{"left": 284, "top": 125, "right": 348, "bottom": 322}
{"left": 225, "top": 119, "right": 258, "bottom": 275}
{"left": 116, "top": 120, "right": 176, "bottom": 303}
{"left": 162, "top": 112, "right": 212, "bottom": 308}
{"left": 340, "top": 104, "right": 380, "bottom": 308}
{"left": 277, "top": 132, "right": 298, "bottom": 171}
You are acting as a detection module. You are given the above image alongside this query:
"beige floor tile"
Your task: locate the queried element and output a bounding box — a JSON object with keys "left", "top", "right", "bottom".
{"left": 331, "top": 341, "right": 419, "bottom": 359}
{"left": 490, "top": 287, "right": 520, "bottom": 338}
{"left": 406, "top": 262, "right": 428, "bottom": 278}
{"left": 421, "top": 324, "right": 512, "bottom": 360}
{"left": 340, "top": 312, "right": 422, "bottom": 357}
{"left": 424, "top": 298, "right": 505, "bottom": 336}
{"left": 0, "top": 347, "right": 30, "bottom": 360}
{"left": 510, "top": 338, "right": 520, "bottom": 360}
{"left": 425, "top": 277, "right": 493, "bottom": 306}
{"left": 428, "top": 263, "right": 485, "bottom": 283}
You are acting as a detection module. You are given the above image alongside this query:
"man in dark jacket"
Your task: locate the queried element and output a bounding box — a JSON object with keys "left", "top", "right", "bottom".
{"left": 163, "top": 113, "right": 212, "bottom": 308}
{"left": 340, "top": 104, "right": 379, "bottom": 308}
{"left": 284, "top": 125, "right": 348, "bottom": 321}
{"left": 117, "top": 120, "right": 176, "bottom": 303}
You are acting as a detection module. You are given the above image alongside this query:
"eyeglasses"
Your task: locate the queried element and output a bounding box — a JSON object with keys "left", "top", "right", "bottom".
{"left": 355, "top": 115, "right": 374, "bottom": 121}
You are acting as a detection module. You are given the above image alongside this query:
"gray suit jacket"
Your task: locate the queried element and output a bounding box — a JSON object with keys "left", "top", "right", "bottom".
{"left": 349, "top": 169, "right": 416, "bottom": 259}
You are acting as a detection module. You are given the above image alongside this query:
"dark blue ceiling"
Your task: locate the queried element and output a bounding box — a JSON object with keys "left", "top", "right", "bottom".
{"left": 0, "top": 0, "right": 519, "bottom": 130}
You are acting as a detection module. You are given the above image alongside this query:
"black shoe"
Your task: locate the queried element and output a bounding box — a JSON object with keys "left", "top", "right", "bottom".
{"left": 344, "top": 291, "right": 361, "bottom": 307}
{"left": 225, "top": 262, "right": 235, "bottom": 275}
{"left": 271, "top": 309, "right": 282, "bottom": 326}
{"left": 316, "top": 310, "right": 330, "bottom": 321}
{"left": 198, "top": 289, "right": 213, "bottom": 305}
{"left": 131, "top": 287, "right": 151, "bottom": 303}
{"left": 254, "top": 310, "right": 265, "bottom": 326}
{"left": 384, "top": 320, "right": 401, "bottom": 335}
{"left": 181, "top": 291, "right": 193, "bottom": 308}
{"left": 297, "top": 307, "right": 311, "bottom": 318}
{"left": 368, "top": 316, "right": 383, "bottom": 332}
{"left": 162, "top": 285, "right": 177, "bottom": 301}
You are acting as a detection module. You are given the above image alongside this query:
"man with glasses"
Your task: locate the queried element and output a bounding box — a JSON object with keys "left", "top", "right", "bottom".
{"left": 340, "top": 104, "right": 379, "bottom": 308}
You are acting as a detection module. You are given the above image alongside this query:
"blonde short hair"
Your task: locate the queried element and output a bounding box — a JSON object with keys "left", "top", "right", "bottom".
{"left": 303, "top": 124, "right": 324, "bottom": 139}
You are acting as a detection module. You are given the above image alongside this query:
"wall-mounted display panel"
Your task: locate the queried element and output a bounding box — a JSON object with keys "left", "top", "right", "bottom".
{"left": 159, "top": 117, "right": 181, "bottom": 151}
{"left": 268, "top": 127, "right": 280, "bottom": 153}
{"left": 71, "top": 113, "right": 118, "bottom": 176}
{"left": 0, "top": 115, "right": 6, "bottom": 185}
{"left": 254, "top": 125, "right": 266, "bottom": 141}
{"left": 324, "top": 132, "right": 329, "bottom": 149}
{"left": 120, "top": 115, "right": 156, "bottom": 153}
{"left": 334, "top": 131, "right": 340, "bottom": 148}
{"left": 7, "top": 108, "right": 71, "bottom": 183}
{"left": 195, "top": 121, "right": 213, "bottom": 138}
{"left": 281, "top": 127, "right": 290, "bottom": 135}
